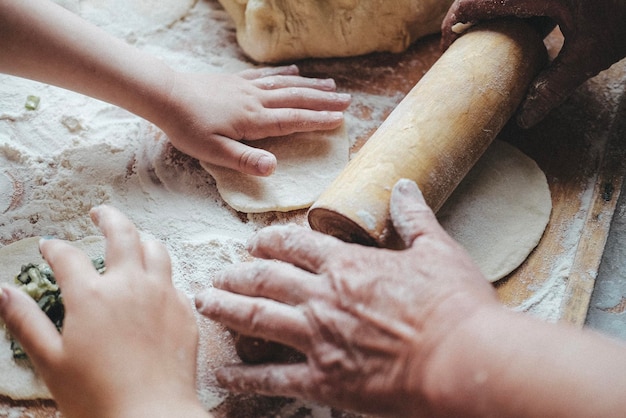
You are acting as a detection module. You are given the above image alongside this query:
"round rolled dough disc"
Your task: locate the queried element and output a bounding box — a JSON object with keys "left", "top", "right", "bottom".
{"left": 201, "top": 124, "right": 349, "bottom": 213}
{"left": 437, "top": 140, "right": 552, "bottom": 282}
{"left": 0, "top": 236, "right": 105, "bottom": 400}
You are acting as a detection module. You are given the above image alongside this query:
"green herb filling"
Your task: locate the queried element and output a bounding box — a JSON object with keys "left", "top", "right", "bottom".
{"left": 9, "top": 257, "right": 105, "bottom": 359}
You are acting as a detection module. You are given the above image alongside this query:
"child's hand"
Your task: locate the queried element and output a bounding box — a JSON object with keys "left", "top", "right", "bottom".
{"left": 160, "top": 65, "right": 351, "bottom": 176}
{"left": 0, "top": 206, "right": 209, "bottom": 418}
{"left": 1, "top": 0, "right": 349, "bottom": 177}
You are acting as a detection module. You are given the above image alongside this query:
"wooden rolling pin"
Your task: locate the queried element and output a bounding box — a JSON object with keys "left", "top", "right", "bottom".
{"left": 308, "top": 19, "right": 547, "bottom": 249}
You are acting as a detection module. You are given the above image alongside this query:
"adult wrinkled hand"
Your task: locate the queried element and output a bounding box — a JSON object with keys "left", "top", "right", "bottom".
{"left": 195, "top": 179, "right": 499, "bottom": 417}
{"left": 441, "top": 0, "right": 626, "bottom": 128}
{"left": 161, "top": 65, "right": 351, "bottom": 177}
{"left": 0, "top": 206, "right": 208, "bottom": 418}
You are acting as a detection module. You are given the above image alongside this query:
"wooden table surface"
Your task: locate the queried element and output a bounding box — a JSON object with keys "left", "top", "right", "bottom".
{"left": 2, "top": 5, "right": 626, "bottom": 416}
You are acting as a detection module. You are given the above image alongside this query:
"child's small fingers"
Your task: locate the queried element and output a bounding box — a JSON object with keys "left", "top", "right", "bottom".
{"left": 0, "top": 287, "right": 62, "bottom": 370}
{"left": 262, "top": 88, "right": 351, "bottom": 111}
{"left": 89, "top": 205, "right": 143, "bottom": 271}
{"left": 237, "top": 65, "right": 300, "bottom": 80}
{"left": 250, "top": 75, "right": 337, "bottom": 92}
{"left": 141, "top": 239, "right": 172, "bottom": 282}
{"left": 39, "top": 238, "right": 99, "bottom": 293}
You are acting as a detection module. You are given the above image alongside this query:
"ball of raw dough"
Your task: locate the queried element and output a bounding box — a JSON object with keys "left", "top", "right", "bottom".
{"left": 218, "top": 0, "right": 454, "bottom": 63}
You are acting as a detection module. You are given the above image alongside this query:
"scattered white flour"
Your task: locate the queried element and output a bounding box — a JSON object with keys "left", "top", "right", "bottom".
{"left": 516, "top": 268, "right": 569, "bottom": 322}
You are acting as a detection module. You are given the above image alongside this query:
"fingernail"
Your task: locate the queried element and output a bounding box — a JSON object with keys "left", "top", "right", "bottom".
{"left": 38, "top": 236, "right": 55, "bottom": 256}
{"left": 256, "top": 155, "right": 275, "bottom": 176}
{"left": 317, "top": 79, "right": 336, "bottom": 90}
{"left": 215, "top": 368, "right": 233, "bottom": 387}
{"left": 39, "top": 235, "right": 55, "bottom": 245}
{"left": 451, "top": 21, "right": 474, "bottom": 35}
{"left": 245, "top": 232, "right": 262, "bottom": 253}
{"left": 324, "top": 78, "right": 336, "bottom": 87}
{"left": 89, "top": 205, "right": 104, "bottom": 225}
{"left": 396, "top": 178, "right": 417, "bottom": 192}
{"left": 194, "top": 288, "right": 216, "bottom": 310}
{"left": 211, "top": 273, "right": 223, "bottom": 288}
{"left": 327, "top": 111, "right": 344, "bottom": 122}
{"left": 395, "top": 179, "right": 425, "bottom": 202}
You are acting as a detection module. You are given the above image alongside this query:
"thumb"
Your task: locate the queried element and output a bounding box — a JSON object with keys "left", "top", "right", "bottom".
{"left": 389, "top": 179, "right": 443, "bottom": 248}
{"left": 0, "top": 286, "right": 62, "bottom": 368}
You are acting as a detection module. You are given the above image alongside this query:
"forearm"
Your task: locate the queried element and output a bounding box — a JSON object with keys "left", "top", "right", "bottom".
{"left": 0, "top": 0, "right": 174, "bottom": 124}
{"left": 424, "top": 306, "right": 626, "bottom": 417}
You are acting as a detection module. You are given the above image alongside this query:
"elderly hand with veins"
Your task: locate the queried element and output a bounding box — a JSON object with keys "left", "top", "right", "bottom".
{"left": 0, "top": 206, "right": 210, "bottom": 418}
{"left": 196, "top": 179, "right": 499, "bottom": 417}
{"left": 197, "top": 179, "right": 626, "bottom": 417}
{"left": 441, "top": 0, "right": 626, "bottom": 129}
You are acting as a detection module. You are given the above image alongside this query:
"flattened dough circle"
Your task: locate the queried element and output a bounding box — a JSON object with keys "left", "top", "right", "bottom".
{"left": 201, "top": 124, "right": 349, "bottom": 213}
{"left": 437, "top": 140, "right": 552, "bottom": 282}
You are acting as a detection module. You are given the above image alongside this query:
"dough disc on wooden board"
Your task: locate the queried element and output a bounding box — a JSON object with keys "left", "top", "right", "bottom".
{"left": 438, "top": 140, "right": 552, "bottom": 282}
{"left": 200, "top": 124, "right": 349, "bottom": 213}
{"left": 218, "top": 0, "right": 454, "bottom": 62}
{"left": 0, "top": 236, "right": 105, "bottom": 400}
